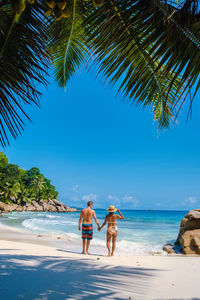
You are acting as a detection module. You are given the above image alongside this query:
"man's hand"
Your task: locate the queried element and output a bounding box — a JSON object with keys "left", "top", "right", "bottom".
{"left": 98, "top": 226, "right": 101, "bottom": 232}
{"left": 117, "top": 208, "right": 120, "bottom": 212}
{"left": 78, "top": 226, "right": 81, "bottom": 231}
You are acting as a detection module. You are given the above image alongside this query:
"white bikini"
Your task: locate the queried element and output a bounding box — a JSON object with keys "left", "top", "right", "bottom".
{"left": 107, "top": 221, "right": 118, "bottom": 235}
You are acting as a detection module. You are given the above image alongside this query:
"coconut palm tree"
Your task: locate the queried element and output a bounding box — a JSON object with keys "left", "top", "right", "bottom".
{"left": 41, "top": 185, "right": 57, "bottom": 201}
{"left": 1, "top": 0, "right": 200, "bottom": 146}
{"left": 1, "top": 181, "right": 21, "bottom": 203}
{"left": 30, "top": 175, "right": 45, "bottom": 197}
{"left": 17, "top": 184, "right": 31, "bottom": 204}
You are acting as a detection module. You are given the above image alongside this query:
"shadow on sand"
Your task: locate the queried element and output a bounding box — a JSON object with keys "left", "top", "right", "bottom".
{"left": 0, "top": 250, "right": 158, "bottom": 300}
{"left": 57, "top": 249, "right": 105, "bottom": 257}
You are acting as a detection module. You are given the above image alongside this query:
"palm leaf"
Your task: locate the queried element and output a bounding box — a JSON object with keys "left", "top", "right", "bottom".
{"left": 130, "top": 0, "right": 200, "bottom": 116}
{"left": 0, "top": 0, "right": 49, "bottom": 147}
{"left": 1, "top": 0, "right": 200, "bottom": 146}
{"left": 83, "top": 0, "right": 186, "bottom": 127}
{"left": 52, "top": 0, "right": 200, "bottom": 127}
{"left": 49, "top": 0, "right": 89, "bottom": 88}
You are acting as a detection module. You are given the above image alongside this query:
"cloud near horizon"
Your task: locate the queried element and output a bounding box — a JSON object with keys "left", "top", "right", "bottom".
{"left": 122, "top": 195, "right": 138, "bottom": 207}
{"left": 107, "top": 194, "right": 138, "bottom": 209}
{"left": 70, "top": 193, "right": 99, "bottom": 208}
{"left": 69, "top": 192, "right": 139, "bottom": 209}
{"left": 82, "top": 193, "right": 98, "bottom": 202}
{"left": 182, "top": 196, "right": 197, "bottom": 206}
{"left": 107, "top": 195, "right": 120, "bottom": 207}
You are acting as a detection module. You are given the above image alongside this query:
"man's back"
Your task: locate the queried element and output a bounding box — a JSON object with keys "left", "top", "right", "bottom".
{"left": 82, "top": 208, "right": 94, "bottom": 224}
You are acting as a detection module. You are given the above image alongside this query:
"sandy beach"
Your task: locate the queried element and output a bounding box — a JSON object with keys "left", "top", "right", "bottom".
{"left": 0, "top": 225, "right": 200, "bottom": 300}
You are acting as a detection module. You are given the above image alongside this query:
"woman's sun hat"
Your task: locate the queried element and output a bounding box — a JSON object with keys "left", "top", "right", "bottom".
{"left": 106, "top": 205, "right": 117, "bottom": 212}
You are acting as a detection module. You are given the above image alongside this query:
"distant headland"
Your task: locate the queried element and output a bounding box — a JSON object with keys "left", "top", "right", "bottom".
{"left": 0, "top": 152, "right": 77, "bottom": 213}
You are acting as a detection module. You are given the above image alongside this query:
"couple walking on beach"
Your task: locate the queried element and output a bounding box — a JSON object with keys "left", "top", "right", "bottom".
{"left": 78, "top": 201, "right": 124, "bottom": 256}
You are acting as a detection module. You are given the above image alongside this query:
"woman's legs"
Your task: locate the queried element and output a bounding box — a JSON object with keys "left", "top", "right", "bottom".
{"left": 111, "top": 233, "right": 118, "bottom": 256}
{"left": 106, "top": 232, "right": 112, "bottom": 256}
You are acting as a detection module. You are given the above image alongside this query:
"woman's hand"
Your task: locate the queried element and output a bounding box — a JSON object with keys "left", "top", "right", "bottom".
{"left": 116, "top": 208, "right": 124, "bottom": 219}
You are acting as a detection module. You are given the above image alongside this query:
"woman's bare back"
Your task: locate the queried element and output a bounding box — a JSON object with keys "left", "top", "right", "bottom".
{"left": 107, "top": 214, "right": 117, "bottom": 227}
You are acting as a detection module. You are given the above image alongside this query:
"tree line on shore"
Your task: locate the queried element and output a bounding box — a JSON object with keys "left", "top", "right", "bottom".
{"left": 0, "top": 152, "right": 58, "bottom": 205}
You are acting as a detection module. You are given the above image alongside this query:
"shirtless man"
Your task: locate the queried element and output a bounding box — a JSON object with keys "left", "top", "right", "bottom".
{"left": 99, "top": 205, "right": 124, "bottom": 256}
{"left": 78, "top": 201, "right": 100, "bottom": 255}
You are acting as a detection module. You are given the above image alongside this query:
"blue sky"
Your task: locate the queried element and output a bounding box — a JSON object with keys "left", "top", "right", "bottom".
{"left": 4, "top": 69, "right": 200, "bottom": 210}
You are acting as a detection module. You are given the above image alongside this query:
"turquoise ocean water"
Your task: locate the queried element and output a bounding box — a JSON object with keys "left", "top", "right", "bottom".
{"left": 0, "top": 209, "right": 186, "bottom": 254}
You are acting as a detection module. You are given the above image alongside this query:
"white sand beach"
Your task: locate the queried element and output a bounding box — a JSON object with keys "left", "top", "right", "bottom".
{"left": 0, "top": 225, "right": 200, "bottom": 300}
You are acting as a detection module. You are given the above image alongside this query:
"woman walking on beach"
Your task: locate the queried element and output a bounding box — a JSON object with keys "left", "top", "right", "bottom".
{"left": 99, "top": 205, "right": 124, "bottom": 256}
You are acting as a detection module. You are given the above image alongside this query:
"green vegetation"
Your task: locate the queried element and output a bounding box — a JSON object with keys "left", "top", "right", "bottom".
{"left": 0, "top": 152, "right": 58, "bottom": 204}
{"left": 0, "top": 1, "right": 200, "bottom": 146}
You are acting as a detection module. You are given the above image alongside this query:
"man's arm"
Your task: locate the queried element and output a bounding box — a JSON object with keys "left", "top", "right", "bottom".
{"left": 99, "top": 216, "right": 108, "bottom": 231}
{"left": 78, "top": 210, "right": 83, "bottom": 230}
{"left": 93, "top": 211, "right": 100, "bottom": 229}
{"left": 116, "top": 208, "right": 124, "bottom": 220}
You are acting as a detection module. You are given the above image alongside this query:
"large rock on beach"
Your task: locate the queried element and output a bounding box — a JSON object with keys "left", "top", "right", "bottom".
{"left": 180, "top": 229, "right": 200, "bottom": 254}
{"left": 0, "top": 199, "right": 77, "bottom": 214}
{"left": 174, "top": 209, "right": 200, "bottom": 255}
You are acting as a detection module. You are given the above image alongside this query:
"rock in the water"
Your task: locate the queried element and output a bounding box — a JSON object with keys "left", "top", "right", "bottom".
{"left": 163, "top": 244, "right": 176, "bottom": 254}
{"left": 175, "top": 209, "right": 200, "bottom": 255}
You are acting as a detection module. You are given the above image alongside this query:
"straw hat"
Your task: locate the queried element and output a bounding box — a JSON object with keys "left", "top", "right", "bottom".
{"left": 106, "top": 205, "right": 117, "bottom": 212}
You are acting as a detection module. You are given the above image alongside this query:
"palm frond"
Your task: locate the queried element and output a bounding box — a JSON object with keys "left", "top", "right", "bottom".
{"left": 134, "top": 0, "right": 200, "bottom": 111}
{"left": 0, "top": 1, "right": 49, "bottom": 147}
{"left": 78, "top": 0, "right": 200, "bottom": 127}
{"left": 1, "top": 0, "right": 200, "bottom": 143}
{"left": 82, "top": 0, "right": 184, "bottom": 127}
{"left": 49, "top": 0, "right": 88, "bottom": 88}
